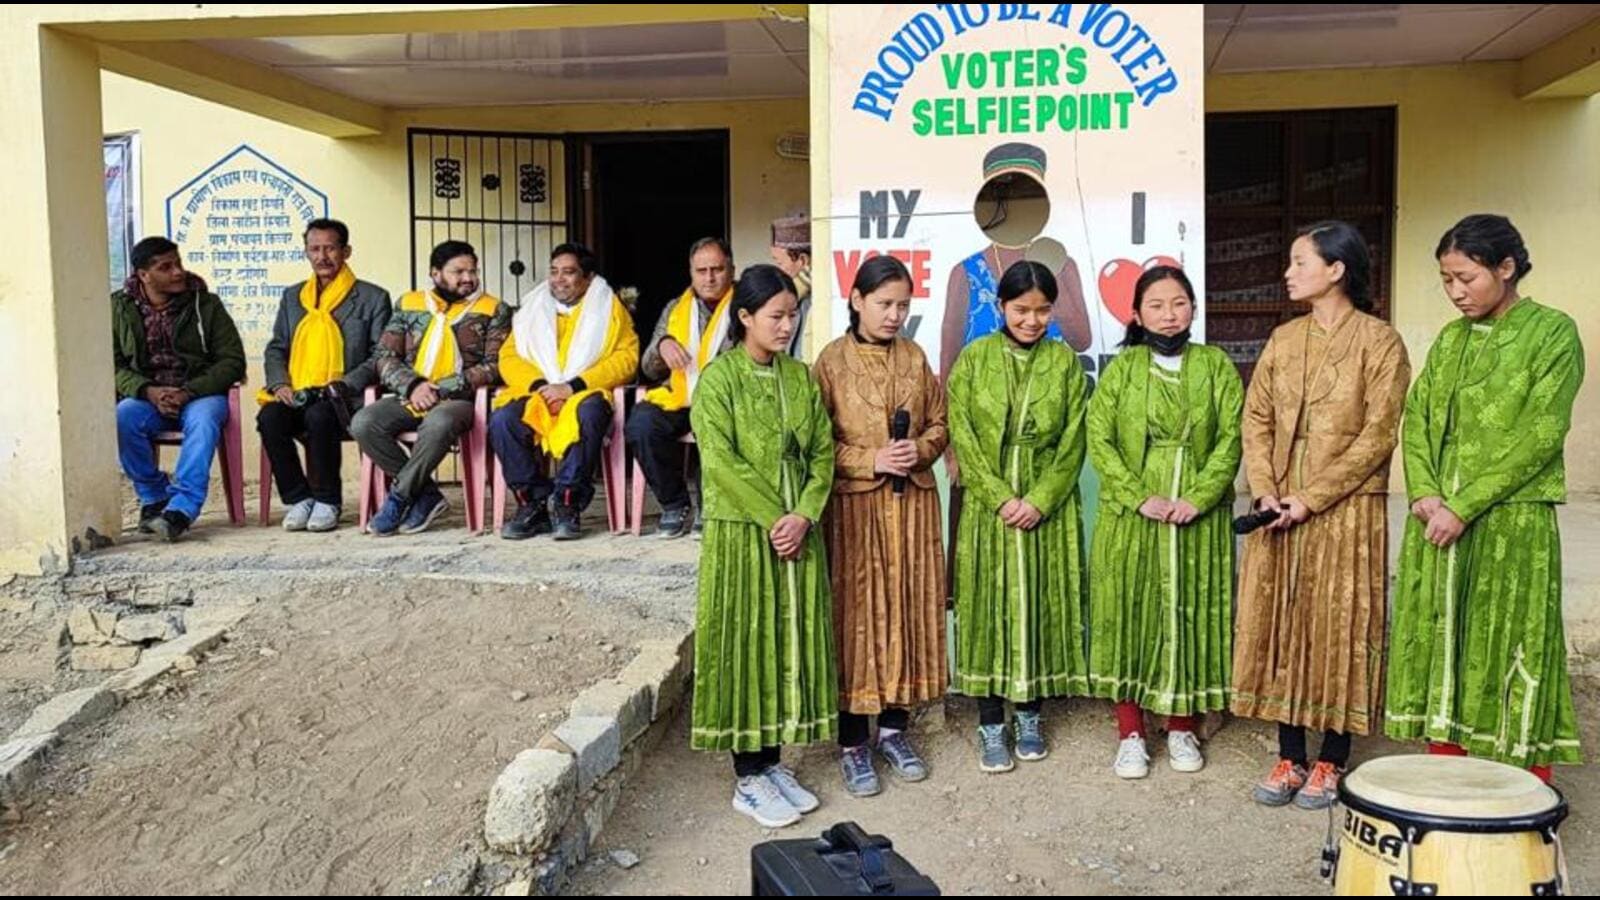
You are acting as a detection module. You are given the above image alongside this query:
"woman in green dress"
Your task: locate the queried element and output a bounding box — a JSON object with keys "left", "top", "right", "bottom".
{"left": 948, "top": 260, "right": 1089, "bottom": 773}
{"left": 1086, "top": 265, "right": 1242, "bottom": 780}
{"left": 689, "top": 264, "right": 838, "bottom": 827}
{"left": 1386, "top": 214, "right": 1585, "bottom": 782}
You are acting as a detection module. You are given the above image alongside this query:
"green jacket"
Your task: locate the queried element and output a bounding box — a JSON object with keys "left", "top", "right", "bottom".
{"left": 112, "top": 287, "right": 247, "bottom": 400}
{"left": 1404, "top": 298, "right": 1584, "bottom": 523}
{"left": 948, "top": 332, "right": 1087, "bottom": 518}
{"left": 1087, "top": 343, "right": 1243, "bottom": 515}
{"left": 690, "top": 347, "right": 835, "bottom": 529}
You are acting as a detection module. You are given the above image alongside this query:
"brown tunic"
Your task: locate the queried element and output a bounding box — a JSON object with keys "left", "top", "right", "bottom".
{"left": 1231, "top": 310, "right": 1410, "bottom": 735}
{"left": 813, "top": 333, "right": 950, "bottom": 713}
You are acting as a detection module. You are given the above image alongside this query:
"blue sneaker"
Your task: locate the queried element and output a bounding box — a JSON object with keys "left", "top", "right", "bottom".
{"left": 840, "top": 746, "right": 881, "bottom": 798}
{"left": 400, "top": 483, "right": 449, "bottom": 535}
{"left": 1014, "top": 710, "right": 1049, "bottom": 761}
{"left": 876, "top": 731, "right": 929, "bottom": 782}
{"left": 368, "top": 490, "right": 410, "bottom": 536}
{"left": 977, "top": 724, "right": 1014, "bottom": 774}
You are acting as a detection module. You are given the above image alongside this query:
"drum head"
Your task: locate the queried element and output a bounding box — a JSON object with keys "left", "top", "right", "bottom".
{"left": 1343, "top": 755, "right": 1561, "bottom": 819}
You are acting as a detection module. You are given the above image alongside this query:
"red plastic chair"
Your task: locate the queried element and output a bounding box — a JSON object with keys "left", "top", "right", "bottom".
{"left": 629, "top": 387, "right": 696, "bottom": 537}
{"left": 357, "top": 386, "right": 490, "bottom": 533}
{"left": 150, "top": 383, "right": 245, "bottom": 527}
{"left": 489, "top": 386, "right": 629, "bottom": 536}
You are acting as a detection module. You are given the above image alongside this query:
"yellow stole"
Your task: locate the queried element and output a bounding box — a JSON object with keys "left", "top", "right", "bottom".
{"left": 255, "top": 264, "right": 356, "bottom": 405}
{"left": 401, "top": 290, "right": 500, "bottom": 384}
{"left": 643, "top": 287, "right": 732, "bottom": 412}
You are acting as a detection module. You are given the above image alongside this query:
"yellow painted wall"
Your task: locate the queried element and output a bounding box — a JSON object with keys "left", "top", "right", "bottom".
{"left": 1209, "top": 62, "right": 1600, "bottom": 494}
{"left": 0, "top": 20, "right": 117, "bottom": 575}
{"left": 100, "top": 72, "right": 809, "bottom": 490}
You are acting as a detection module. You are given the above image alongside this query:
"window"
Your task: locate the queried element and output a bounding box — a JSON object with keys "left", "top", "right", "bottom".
{"left": 1205, "top": 107, "right": 1396, "bottom": 382}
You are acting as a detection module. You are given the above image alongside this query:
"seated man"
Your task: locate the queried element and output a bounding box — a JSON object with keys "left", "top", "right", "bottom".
{"left": 350, "top": 240, "right": 508, "bottom": 536}
{"left": 113, "top": 236, "right": 246, "bottom": 542}
{"left": 491, "top": 243, "right": 638, "bottom": 541}
{"left": 624, "top": 237, "right": 734, "bottom": 538}
{"left": 257, "top": 217, "right": 393, "bottom": 532}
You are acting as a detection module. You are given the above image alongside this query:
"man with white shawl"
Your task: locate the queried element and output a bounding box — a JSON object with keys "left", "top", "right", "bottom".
{"left": 491, "top": 243, "right": 639, "bottom": 540}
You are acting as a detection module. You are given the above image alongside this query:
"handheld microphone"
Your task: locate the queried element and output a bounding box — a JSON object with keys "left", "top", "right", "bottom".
{"left": 1233, "top": 507, "right": 1282, "bottom": 535}
{"left": 891, "top": 409, "right": 911, "bottom": 495}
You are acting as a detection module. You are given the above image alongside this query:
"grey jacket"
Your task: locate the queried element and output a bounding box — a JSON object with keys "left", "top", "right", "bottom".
{"left": 262, "top": 279, "right": 393, "bottom": 392}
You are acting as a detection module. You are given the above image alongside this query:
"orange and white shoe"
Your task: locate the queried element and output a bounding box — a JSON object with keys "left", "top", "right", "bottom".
{"left": 1294, "top": 761, "right": 1342, "bottom": 810}
{"left": 1251, "top": 758, "right": 1307, "bottom": 807}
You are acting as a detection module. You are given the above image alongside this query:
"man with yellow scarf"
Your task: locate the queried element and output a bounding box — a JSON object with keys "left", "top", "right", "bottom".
{"left": 623, "top": 237, "right": 735, "bottom": 538}
{"left": 351, "top": 240, "right": 510, "bottom": 535}
{"left": 490, "top": 243, "right": 638, "bottom": 540}
{"left": 257, "top": 219, "right": 393, "bottom": 532}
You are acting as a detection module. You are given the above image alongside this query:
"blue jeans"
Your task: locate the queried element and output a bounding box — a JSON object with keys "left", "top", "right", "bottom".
{"left": 116, "top": 394, "right": 229, "bottom": 520}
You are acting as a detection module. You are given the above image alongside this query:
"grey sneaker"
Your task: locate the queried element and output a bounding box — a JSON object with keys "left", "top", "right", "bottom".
{"left": 977, "top": 724, "right": 1014, "bottom": 773}
{"left": 876, "top": 732, "right": 928, "bottom": 782}
{"left": 840, "top": 746, "right": 881, "bottom": 797}
{"left": 307, "top": 502, "right": 340, "bottom": 532}
{"left": 656, "top": 505, "right": 691, "bottom": 539}
{"left": 763, "top": 764, "right": 820, "bottom": 814}
{"left": 282, "top": 498, "right": 314, "bottom": 532}
{"left": 732, "top": 775, "right": 801, "bottom": 828}
{"left": 1014, "top": 711, "right": 1048, "bottom": 761}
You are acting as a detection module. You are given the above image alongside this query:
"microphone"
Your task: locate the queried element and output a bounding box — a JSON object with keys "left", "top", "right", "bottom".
{"left": 1233, "top": 507, "right": 1282, "bottom": 535}
{"left": 891, "top": 409, "right": 911, "bottom": 495}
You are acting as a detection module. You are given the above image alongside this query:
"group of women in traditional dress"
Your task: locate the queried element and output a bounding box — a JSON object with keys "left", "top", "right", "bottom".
{"left": 686, "top": 212, "right": 1584, "bottom": 829}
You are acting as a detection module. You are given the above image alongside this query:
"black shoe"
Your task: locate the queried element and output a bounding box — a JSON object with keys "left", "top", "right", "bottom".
{"left": 138, "top": 500, "right": 169, "bottom": 534}
{"left": 149, "top": 510, "right": 191, "bottom": 543}
{"left": 502, "top": 495, "right": 553, "bottom": 540}
{"left": 656, "top": 505, "right": 692, "bottom": 539}
{"left": 552, "top": 505, "right": 583, "bottom": 541}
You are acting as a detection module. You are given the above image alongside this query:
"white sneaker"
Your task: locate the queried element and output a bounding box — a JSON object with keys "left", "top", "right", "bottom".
{"left": 1167, "top": 730, "right": 1205, "bottom": 773}
{"left": 732, "top": 775, "right": 801, "bottom": 828}
{"left": 307, "top": 502, "right": 341, "bottom": 532}
{"left": 1114, "top": 735, "right": 1150, "bottom": 779}
{"left": 763, "top": 764, "right": 820, "bottom": 814}
{"left": 281, "top": 498, "right": 314, "bottom": 531}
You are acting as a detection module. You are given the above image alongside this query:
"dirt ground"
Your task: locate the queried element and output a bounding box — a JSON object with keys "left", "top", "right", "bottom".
{"left": 0, "top": 479, "right": 1595, "bottom": 895}
{"left": 571, "top": 682, "right": 1600, "bottom": 896}
{"left": 0, "top": 575, "right": 664, "bottom": 895}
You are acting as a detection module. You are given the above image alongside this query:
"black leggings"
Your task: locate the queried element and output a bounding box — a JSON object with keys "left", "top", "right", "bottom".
{"left": 1278, "top": 723, "right": 1352, "bottom": 768}
{"left": 977, "top": 697, "right": 1042, "bottom": 727}
{"left": 838, "top": 708, "right": 910, "bottom": 748}
{"left": 731, "top": 746, "right": 782, "bottom": 778}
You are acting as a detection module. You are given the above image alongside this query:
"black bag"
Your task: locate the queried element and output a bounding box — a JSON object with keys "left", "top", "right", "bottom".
{"left": 750, "top": 822, "right": 940, "bottom": 896}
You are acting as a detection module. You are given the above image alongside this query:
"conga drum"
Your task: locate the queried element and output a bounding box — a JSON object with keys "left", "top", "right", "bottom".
{"left": 1324, "top": 756, "right": 1568, "bottom": 896}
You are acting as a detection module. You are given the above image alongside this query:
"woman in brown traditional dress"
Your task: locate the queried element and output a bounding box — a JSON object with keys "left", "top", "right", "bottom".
{"left": 813, "top": 254, "right": 949, "bottom": 797}
{"left": 1231, "top": 220, "right": 1410, "bottom": 810}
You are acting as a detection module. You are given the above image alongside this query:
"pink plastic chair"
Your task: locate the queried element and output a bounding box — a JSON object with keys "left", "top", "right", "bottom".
{"left": 490, "top": 386, "right": 629, "bottom": 535}
{"left": 150, "top": 383, "right": 245, "bottom": 527}
{"left": 357, "top": 386, "right": 490, "bottom": 533}
{"left": 629, "top": 386, "right": 696, "bottom": 537}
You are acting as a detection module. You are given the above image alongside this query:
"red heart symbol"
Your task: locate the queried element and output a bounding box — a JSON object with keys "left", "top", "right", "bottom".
{"left": 1098, "top": 258, "right": 1141, "bottom": 325}
{"left": 1143, "top": 255, "right": 1181, "bottom": 272}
